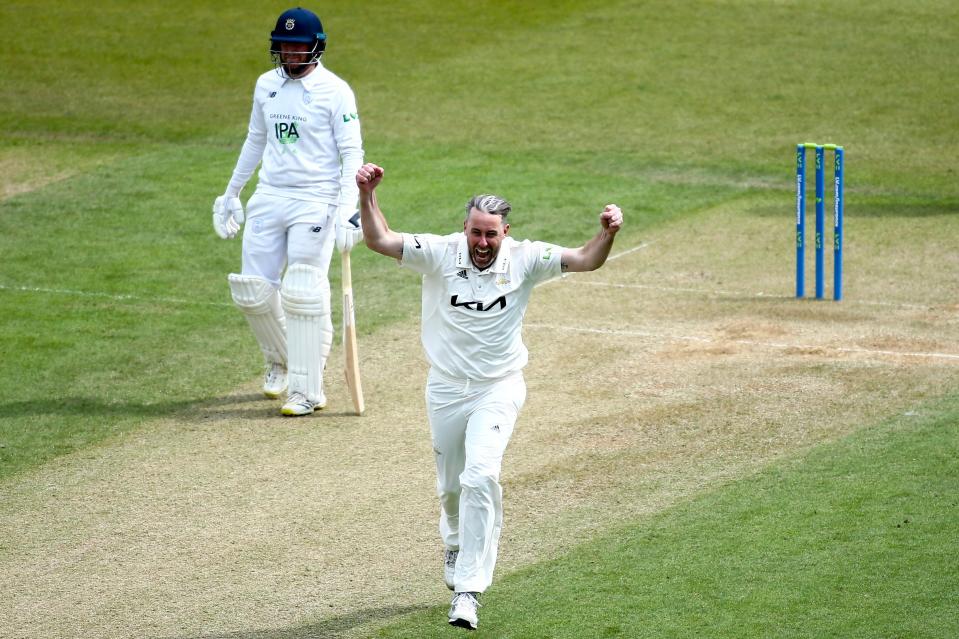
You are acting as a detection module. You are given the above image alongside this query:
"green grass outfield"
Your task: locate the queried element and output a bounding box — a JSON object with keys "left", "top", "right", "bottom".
{"left": 2, "top": 0, "right": 956, "bottom": 479}
{"left": 1, "top": 0, "right": 958, "bottom": 636}
{"left": 374, "top": 395, "right": 959, "bottom": 639}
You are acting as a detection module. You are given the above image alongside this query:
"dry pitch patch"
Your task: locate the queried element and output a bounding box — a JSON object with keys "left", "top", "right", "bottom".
{"left": 0, "top": 147, "right": 118, "bottom": 201}
{"left": 1, "top": 194, "right": 957, "bottom": 638}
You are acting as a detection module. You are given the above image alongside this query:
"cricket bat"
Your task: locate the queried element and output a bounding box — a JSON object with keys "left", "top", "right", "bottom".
{"left": 341, "top": 250, "right": 365, "bottom": 415}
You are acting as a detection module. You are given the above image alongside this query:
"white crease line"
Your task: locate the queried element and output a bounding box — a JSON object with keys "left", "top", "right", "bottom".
{"left": 525, "top": 323, "right": 959, "bottom": 362}
{"left": 606, "top": 241, "right": 655, "bottom": 262}
{"left": 536, "top": 241, "right": 655, "bottom": 289}
{"left": 4, "top": 238, "right": 655, "bottom": 304}
{"left": 564, "top": 281, "right": 936, "bottom": 311}
{"left": 0, "top": 283, "right": 232, "bottom": 308}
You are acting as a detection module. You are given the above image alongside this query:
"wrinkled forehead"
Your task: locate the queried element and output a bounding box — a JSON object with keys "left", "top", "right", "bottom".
{"left": 465, "top": 207, "right": 506, "bottom": 232}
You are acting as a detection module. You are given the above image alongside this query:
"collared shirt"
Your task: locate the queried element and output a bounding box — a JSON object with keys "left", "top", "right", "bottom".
{"left": 400, "top": 232, "right": 564, "bottom": 380}
{"left": 227, "top": 63, "right": 363, "bottom": 206}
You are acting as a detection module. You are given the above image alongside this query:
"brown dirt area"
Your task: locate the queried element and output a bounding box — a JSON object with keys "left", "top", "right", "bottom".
{"left": 1, "top": 196, "right": 957, "bottom": 638}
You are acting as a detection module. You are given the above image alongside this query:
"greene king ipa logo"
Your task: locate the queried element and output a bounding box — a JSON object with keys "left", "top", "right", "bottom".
{"left": 271, "top": 113, "right": 304, "bottom": 151}
{"left": 275, "top": 121, "right": 300, "bottom": 145}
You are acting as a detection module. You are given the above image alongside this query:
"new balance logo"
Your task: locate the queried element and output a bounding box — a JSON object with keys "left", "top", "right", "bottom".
{"left": 450, "top": 295, "right": 506, "bottom": 312}
{"left": 456, "top": 270, "right": 468, "bottom": 279}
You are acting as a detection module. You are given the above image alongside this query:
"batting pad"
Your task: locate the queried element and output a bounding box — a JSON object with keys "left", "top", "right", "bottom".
{"left": 228, "top": 274, "right": 287, "bottom": 366}
{"left": 281, "top": 263, "right": 333, "bottom": 403}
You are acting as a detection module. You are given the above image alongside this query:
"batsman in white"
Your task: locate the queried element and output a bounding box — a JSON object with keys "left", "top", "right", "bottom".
{"left": 212, "top": 7, "right": 364, "bottom": 416}
{"left": 356, "top": 162, "right": 624, "bottom": 630}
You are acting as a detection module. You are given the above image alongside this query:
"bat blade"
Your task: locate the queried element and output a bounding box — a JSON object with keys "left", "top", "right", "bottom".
{"left": 341, "top": 251, "right": 365, "bottom": 415}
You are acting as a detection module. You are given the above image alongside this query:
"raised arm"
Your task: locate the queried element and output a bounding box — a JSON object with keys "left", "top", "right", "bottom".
{"left": 356, "top": 163, "right": 404, "bottom": 259}
{"left": 561, "top": 204, "right": 624, "bottom": 272}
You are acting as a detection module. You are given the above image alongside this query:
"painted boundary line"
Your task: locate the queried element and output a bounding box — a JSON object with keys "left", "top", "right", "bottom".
{"left": 565, "top": 281, "right": 935, "bottom": 311}
{"left": 0, "top": 238, "right": 660, "bottom": 308}
{"left": 0, "top": 238, "right": 941, "bottom": 315}
{"left": 0, "top": 283, "right": 232, "bottom": 308}
{"left": 536, "top": 241, "right": 655, "bottom": 289}
{"left": 525, "top": 323, "right": 959, "bottom": 362}
{"left": 535, "top": 239, "right": 936, "bottom": 312}
{"left": 605, "top": 241, "right": 655, "bottom": 262}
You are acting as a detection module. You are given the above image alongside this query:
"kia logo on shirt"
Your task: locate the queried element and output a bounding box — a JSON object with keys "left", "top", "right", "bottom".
{"left": 450, "top": 295, "right": 506, "bottom": 312}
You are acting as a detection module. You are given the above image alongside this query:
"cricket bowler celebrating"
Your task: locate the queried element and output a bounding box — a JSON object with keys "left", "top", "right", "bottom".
{"left": 355, "top": 162, "right": 624, "bottom": 630}
{"left": 212, "top": 8, "right": 364, "bottom": 416}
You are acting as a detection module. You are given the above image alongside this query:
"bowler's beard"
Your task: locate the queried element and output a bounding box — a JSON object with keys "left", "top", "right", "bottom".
{"left": 471, "top": 245, "right": 495, "bottom": 270}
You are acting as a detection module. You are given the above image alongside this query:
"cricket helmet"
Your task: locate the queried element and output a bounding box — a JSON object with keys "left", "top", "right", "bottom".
{"left": 270, "top": 7, "right": 327, "bottom": 71}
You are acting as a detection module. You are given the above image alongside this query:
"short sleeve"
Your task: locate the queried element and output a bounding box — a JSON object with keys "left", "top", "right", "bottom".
{"left": 399, "top": 233, "right": 449, "bottom": 275}
{"left": 525, "top": 241, "right": 565, "bottom": 284}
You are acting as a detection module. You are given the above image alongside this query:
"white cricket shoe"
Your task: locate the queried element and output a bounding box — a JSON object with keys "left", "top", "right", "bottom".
{"left": 448, "top": 591, "right": 480, "bottom": 630}
{"left": 281, "top": 391, "right": 326, "bottom": 416}
{"left": 444, "top": 548, "right": 459, "bottom": 591}
{"left": 262, "top": 363, "right": 288, "bottom": 399}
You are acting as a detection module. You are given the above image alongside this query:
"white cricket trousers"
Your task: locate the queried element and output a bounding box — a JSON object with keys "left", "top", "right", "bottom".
{"left": 426, "top": 368, "right": 527, "bottom": 594}
{"left": 240, "top": 193, "right": 336, "bottom": 286}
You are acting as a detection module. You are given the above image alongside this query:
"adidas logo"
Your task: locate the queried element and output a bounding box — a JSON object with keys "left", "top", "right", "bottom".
{"left": 456, "top": 269, "right": 468, "bottom": 279}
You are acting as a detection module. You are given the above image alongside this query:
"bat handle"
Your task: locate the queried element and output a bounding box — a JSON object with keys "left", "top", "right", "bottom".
{"left": 341, "top": 250, "right": 353, "bottom": 292}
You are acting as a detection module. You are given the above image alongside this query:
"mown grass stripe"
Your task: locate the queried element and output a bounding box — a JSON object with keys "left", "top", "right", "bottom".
{"left": 374, "top": 395, "right": 959, "bottom": 638}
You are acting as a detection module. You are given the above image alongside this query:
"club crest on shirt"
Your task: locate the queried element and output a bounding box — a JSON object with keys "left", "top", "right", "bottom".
{"left": 496, "top": 276, "right": 510, "bottom": 286}
{"left": 302, "top": 92, "right": 313, "bottom": 105}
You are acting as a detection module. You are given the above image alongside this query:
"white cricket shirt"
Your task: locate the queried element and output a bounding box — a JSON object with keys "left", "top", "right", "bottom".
{"left": 400, "top": 232, "right": 564, "bottom": 380}
{"left": 227, "top": 63, "right": 363, "bottom": 206}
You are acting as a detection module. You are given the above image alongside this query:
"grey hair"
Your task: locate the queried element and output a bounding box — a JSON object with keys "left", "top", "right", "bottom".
{"left": 465, "top": 194, "right": 511, "bottom": 220}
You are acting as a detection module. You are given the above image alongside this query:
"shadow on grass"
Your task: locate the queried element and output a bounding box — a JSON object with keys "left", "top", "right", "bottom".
{"left": 178, "top": 603, "right": 428, "bottom": 639}
{"left": 0, "top": 393, "right": 363, "bottom": 423}
{"left": 0, "top": 393, "right": 261, "bottom": 420}
{"left": 0, "top": 392, "right": 363, "bottom": 481}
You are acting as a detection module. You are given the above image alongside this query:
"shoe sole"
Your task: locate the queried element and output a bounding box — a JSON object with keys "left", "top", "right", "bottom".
{"left": 263, "top": 389, "right": 285, "bottom": 399}
{"left": 448, "top": 617, "right": 477, "bottom": 630}
{"left": 281, "top": 407, "right": 315, "bottom": 416}
{"left": 280, "top": 402, "right": 327, "bottom": 416}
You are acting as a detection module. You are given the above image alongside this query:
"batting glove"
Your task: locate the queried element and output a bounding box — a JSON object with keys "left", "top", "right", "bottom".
{"left": 335, "top": 207, "right": 364, "bottom": 253}
{"left": 212, "top": 195, "right": 245, "bottom": 240}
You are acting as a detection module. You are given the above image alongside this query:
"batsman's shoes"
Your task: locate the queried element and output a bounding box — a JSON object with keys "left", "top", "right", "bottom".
{"left": 448, "top": 592, "right": 480, "bottom": 630}
{"left": 281, "top": 391, "right": 326, "bottom": 416}
{"left": 262, "top": 363, "right": 288, "bottom": 399}
{"left": 444, "top": 548, "right": 459, "bottom": 591}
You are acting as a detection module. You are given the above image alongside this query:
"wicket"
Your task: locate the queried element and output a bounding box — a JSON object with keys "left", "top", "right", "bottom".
{"left": 796, "top": 142, "right": 844, "bottom": 301}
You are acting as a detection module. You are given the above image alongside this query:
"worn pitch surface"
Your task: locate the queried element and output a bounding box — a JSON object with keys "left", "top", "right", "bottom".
{"left": 2, "top": 196, "right": 957, "bottom": 638}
